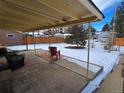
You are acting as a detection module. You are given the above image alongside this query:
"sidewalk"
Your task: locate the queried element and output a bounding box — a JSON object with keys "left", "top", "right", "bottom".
{"left": 96, "top": 54, "right": 124, "bottom": 93}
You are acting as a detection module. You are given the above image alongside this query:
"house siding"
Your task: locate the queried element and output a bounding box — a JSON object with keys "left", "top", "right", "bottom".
{"left": 0, "top": 29, "right": 24, "bottom": 46}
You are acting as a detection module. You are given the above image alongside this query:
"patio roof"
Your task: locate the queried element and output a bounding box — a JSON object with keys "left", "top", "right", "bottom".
{"left": 0, "top": 0, "right": 104, "bottom": 32}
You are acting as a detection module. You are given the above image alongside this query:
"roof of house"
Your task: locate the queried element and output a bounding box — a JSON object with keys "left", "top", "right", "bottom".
{"left": 0, "top": 0, "right": 104, "bottom": 32}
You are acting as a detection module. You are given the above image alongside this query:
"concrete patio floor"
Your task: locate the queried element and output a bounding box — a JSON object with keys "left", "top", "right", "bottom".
{"left": 96, "top": 54, "right": 124, "bottom": 93}
{"left": 0, "top": 51, "right": 89, "bottom": 93}
{"left": 55, "top": 59, "right": 95, "bottom": 79}
{"left": 35, "top": 49, "right": 102, "bottom": 80}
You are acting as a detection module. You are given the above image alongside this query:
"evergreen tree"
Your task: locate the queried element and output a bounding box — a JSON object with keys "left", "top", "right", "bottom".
{"left": 114, "top": 1, "right": 124, "bottom": 37}
{"left": 102, "top": 23, "right": 110, "bottom": 31}
{"left": 65, "top": 25, "right": 87, "bottom": 47}
{"left": 90, "top": 26, "right": 96, "bottom": 37}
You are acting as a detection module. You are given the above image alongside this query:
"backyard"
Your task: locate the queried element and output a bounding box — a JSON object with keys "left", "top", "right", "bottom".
{"left": 0, "top": 0, "right": 123, "bottom": 93}
{"left": 7, "top": 41, "right": 122, "bottom": 93}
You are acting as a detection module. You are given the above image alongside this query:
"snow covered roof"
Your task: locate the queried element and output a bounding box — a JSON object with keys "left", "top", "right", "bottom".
{"left": 54, "top": 33, "right": 64, "bottom": 37}
{"left": 0, "top": 0, "right": 104, "bottom": 32}
{"left": 100, "top": 32, "right": 112, "bottom": 38}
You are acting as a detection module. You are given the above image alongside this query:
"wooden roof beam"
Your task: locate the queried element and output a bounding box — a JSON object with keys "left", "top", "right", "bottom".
{"left": 78, "top": 0, "right": 104, "bottom": 20}
{"left": 25, "top": 16, "right": 97, "bottom": 32}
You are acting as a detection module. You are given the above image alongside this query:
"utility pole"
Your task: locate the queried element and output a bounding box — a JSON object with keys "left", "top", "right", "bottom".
{"left": 111, "top": 2, "right": 117, "bottom": 51}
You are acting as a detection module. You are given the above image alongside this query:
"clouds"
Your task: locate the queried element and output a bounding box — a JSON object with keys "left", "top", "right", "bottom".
{"left": 91, "top": 0, "right": 122, "bottom": 31}
{"left": 92, "top": 0, "right": 122, "bottom": 11}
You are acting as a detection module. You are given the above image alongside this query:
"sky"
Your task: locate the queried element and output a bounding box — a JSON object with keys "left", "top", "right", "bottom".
{"left": 91, "top": 0, "right": 122, "bottom": 31}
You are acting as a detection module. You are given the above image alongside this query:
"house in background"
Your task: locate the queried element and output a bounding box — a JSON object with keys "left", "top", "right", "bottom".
{"left": 98, "top": 31, "right": 112, "bottom": 43}
{"left": 0, "top": 29, "right": 24, "bottom": 46}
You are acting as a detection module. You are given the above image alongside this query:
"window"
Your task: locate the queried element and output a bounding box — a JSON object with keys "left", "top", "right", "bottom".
{"left": 7, "top": 34, "right": 15, "bottom": 38}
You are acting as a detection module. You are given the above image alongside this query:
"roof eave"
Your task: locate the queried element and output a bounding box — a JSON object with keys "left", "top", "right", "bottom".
{"left": 78, "top": 0, "right": 104, "bottom": 21}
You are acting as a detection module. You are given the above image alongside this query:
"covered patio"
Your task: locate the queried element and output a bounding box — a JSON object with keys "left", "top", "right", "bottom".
{"left": 0, "top": 51, "right": 88, "bottom": 93}
{"left": 0, "top": 0, "right": 104, "bottom": 93}
{"left": 0, "top": 50, "right": 103, "bottom": 93}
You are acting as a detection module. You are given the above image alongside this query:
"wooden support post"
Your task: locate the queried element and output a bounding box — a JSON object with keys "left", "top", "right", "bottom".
{"left": 87, "top": 22, "right": 91, "bottom": 79}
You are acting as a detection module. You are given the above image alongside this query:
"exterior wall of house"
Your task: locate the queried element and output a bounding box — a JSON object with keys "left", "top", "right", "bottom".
{"left": 0, "top": 29, "right": 24, "bottom": 46}
{"left": 98, "top": 32, "right": 112, "bottom": 43}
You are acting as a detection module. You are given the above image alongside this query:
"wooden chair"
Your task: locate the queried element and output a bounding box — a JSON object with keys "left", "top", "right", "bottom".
{"left": 49, "top": 47, "right": 60, "bottom": 60}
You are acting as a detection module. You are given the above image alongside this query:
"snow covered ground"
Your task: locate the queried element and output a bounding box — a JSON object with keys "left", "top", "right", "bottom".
{"left": 119, "top": 47, "right": 124, "bottom": 54}
{"left": 7, "top": 42, "right": 122, "bottom": 93}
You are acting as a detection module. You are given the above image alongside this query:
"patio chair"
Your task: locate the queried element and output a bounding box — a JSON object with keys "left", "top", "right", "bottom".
{"left": 49, "top": 47, "right": 60, "bottom": 60}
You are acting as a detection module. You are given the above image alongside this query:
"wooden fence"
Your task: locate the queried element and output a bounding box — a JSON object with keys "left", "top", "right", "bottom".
{"left": 113, "top": 38, "right": 124, "bottom": 46}
{"left": 24, "top": 36, "right": 64, "bottom": 44}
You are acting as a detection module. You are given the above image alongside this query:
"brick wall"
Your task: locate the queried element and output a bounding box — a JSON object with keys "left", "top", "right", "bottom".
{"left": 0, "top": 29, "right": 24, "bottom": 46}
